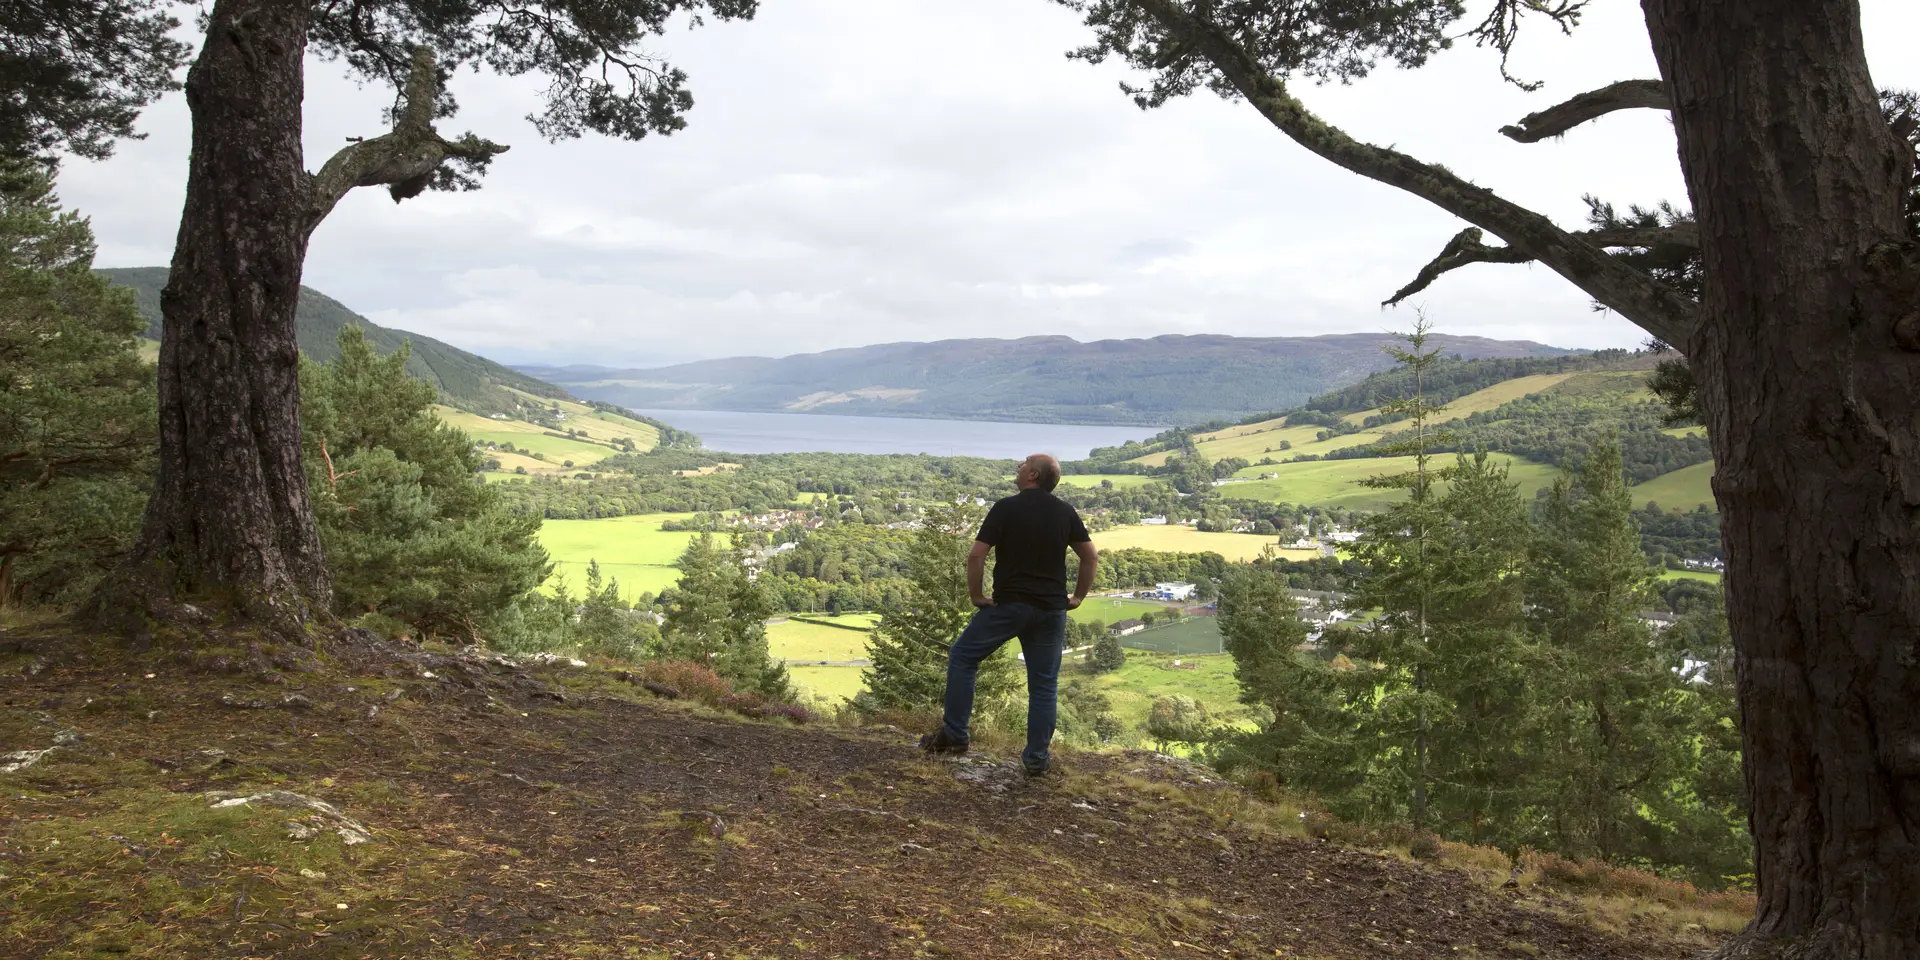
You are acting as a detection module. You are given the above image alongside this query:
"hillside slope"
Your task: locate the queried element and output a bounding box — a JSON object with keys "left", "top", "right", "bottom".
{"left": 524, "top": 333, "right": 1577, "bottom": 426}
{"left": 1096, "top": 353, "right": 1718, "bottom": 515}
{"left": 1, "top": 633, "right": 1742, "bottom": 960}
{"left": 99, "top": 267, "right": 567, "bottom": 416}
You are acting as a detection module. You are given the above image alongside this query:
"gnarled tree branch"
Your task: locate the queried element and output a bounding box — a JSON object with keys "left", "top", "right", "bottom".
{"left": 1382, "top": 228, "right": 1533, "bottom": 306}
{"left": 1582, "top": 223, "right": 1698, "bottom": 249}
{"left": 1126, "top": 0, "right": 1698, "bottom": 346}
{"left": 1498, "top": 79, "right": 1670, "bottom": 142}
{"left": 306, "top": 47, "right": 509, "bottom": 233}
{"left": 1383, "top": 224, "right": 1701, "bottom": 306}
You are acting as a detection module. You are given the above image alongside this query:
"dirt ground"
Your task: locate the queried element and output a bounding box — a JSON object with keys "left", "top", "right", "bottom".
{"left": 0, "top": 631, "right": 1731, "bottom": 960}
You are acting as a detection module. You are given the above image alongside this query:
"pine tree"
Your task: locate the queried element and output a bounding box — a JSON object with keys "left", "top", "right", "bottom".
{"left": 659, "top": 532, "right": 790, "bottom": 698}
{"left": 1216, "top": 557, "right": 1346, "bottom": 792}
{"left": 0, "top": 163, "right": 154, "bottom": 604}
{"left": 575, "top": 560, "right": 653, "bottom": 661}
{"left": 301, "top": 326, "right": 549, "bottom": 642}
{"left": 1419, "top": 452, "right": 1535, "bottom": 845}
{"left": 1343, "top": 317, "right": 1453, "bottom": 829}
{"left": 864, "top": 496, "right": 1016, "bottom": 711}
{"left": 1092, "top": 632, "right": 1128, "bottom": 673}
{"left": 1524, "top": 441, "right": 1691, "bottom": 861}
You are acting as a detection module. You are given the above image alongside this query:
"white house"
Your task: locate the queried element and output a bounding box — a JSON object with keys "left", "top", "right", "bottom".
{"left": 1154, "top": 581, "right": 1197, "bottom": 601}
{"left": 1141, "top": 515, "right": 1169, "bottom": 525}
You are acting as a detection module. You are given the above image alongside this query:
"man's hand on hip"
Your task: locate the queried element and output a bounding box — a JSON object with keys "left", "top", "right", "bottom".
{"left": 972, "top": 595, "right": 996, "bottom": 608}
{"left": 1066, "top": 595, "right": 1085, "bottom": 611}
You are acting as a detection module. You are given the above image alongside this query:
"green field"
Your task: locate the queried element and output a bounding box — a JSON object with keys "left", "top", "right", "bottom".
{"left": 1120, "top": 617, "right": 1224, "bottom": 655}
{"left": 537, "top": 513, "right": 700, "bottom": 599}
{"left": 1133, "top": 419, "right": 1386, "bottom": 467}
{"left": 501, "top": 387, "right": 664, "bottom": 450}
{"left": 1069, "top": 598, "right": 1172, "bottom": 627}
{"left": 1659, "top": 568, "right": 1723, "bottom": 583}
{"left": 1056, "top": 474, "right": 1164, "bottom": 490}
{"left": 1083, "top": 652, "right": 1247, "bottom": 738}
{"left": 1223, "top": 453, "right": 1562, "bottom": 511}
{"left": 1631, "top": 460, "right": 1716, "bottom": 511}
{"left": 785, "top": 647, "right": 1251, "bottom": 736}
{"left": 1431, "top": 373, "right": 1578, "bottom": 423}
{"left": 768, "top": 617, "right": 874, "bottom": 662}
{"left": 788, "top": 665, "right": 865, "bottom": 705}
{"left": 1661, "top": 425, "right": 1707, "bottom": 439}
{"left": 1093, "top": 524, "right": 1322, "bottom": 562}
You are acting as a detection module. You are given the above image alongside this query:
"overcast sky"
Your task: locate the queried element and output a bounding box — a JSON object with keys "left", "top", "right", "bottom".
{"left": 61, "top": 1, "right": 1920, "bottom": 368}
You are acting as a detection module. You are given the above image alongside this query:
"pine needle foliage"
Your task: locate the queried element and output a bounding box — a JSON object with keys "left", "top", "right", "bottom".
{"left": 864, "top": 495, "right": 1017, "bottom": 712}
{"left": 0, "top": 163, "right": 154, "bottom": 604}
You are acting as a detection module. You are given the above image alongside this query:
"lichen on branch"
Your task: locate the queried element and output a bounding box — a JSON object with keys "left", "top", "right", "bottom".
{"left": 306, "top": 47, "right": 509, "bottom": 232}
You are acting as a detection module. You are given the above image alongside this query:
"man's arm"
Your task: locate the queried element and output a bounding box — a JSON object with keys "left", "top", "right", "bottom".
{"left": 1069, "top": 540, "right": 1098, "bottom": 610}
{"left": 967, "top": 540, "right": 993, "bottom": 607}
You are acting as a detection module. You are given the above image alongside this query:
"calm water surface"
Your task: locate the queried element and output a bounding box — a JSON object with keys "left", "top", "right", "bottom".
{"left": 636, "top": 409, "right": 1160, "bottom": 459}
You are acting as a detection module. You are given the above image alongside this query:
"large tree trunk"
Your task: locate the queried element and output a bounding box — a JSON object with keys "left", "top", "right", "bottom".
{"left": 118, "top": 0, "right": 330, "bottom": 631}
{"left": 1642, "top": 2, "right": 1920, "bottom": 957}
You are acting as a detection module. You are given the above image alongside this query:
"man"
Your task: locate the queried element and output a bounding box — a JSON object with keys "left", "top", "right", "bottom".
{"left": 920, "top": 453, "right": 1097, "bottom": 777}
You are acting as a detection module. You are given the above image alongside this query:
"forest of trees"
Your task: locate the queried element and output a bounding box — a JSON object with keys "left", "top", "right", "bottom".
{"left": 1216, "top": 331, "right": 1744, "bottom": 887}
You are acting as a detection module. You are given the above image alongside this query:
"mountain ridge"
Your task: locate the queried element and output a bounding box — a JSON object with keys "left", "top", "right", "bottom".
{"left": 523, "top": 332, "right": 1580, "bottom": 426}
{"left": 99, "top": 266, "right": 569, "bottom": 416}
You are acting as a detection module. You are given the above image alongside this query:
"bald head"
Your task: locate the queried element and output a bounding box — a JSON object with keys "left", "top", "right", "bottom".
{"left": 1017, "top": 453, "right": 1062, "bottom": 493}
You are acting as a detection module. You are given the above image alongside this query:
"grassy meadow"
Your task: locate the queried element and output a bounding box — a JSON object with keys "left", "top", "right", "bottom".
{"left": 1631, "top": 460, "right": 1716, "bottom": 511}
{"left": 1130, "top": 419, "right": 1384, "bottom": 466}
{"left": 788, "top": 665, "right": 866, "bottom": 705}
{"left": 767, "top": 617, "right": 875, "bottom": 662}
{"left": 1659, "top": 568, "right": 1723, "bottom": 583}
{"left": 1220, "top": 452, "right": 1563, "bottom": 512}
{"left": 537, "top": 512, "right": 700, "bottom": 599}
{"left": 434, "top": 389, "right": 664, "bottom": 479}
{"left": 1082, "top": 651, "right": 1247, "bottom": 736}
{"left": 1056, "top": 473, "right": 1165, "bottom": 490}
{"left": 1093, "top": 524, "right": 1322, "bottom": 562}
{"left": 1070, "top": 597, "right": 1174, "bottom": 626}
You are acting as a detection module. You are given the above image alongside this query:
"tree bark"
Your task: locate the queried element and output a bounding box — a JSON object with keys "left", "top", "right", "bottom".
{"left": 117, "top": 0, "right": 330, "bottom": 631}
{"left": 1641, "top": 2, "right": 1920, "bottom": 957}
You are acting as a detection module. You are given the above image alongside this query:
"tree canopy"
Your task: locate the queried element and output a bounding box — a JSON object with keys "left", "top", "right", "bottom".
{"left": 0, "top": 0, "right": 188, "bottom": 161}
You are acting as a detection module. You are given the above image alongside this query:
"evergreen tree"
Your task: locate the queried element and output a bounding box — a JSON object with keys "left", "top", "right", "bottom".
{"left": 301, "top": 327, "right": 549, "bottom": 642}
{"left": 659, "top": 532, "right": 790, "bottom": 698}
{"left": 1216, "top": 557, "right": 1346, "bottom": 792}
{"left": 0, "top": 0, "right": 188, "bottom": 161}
{"left": 574, "top": 559, "right": 655, "bottom": 661}
{"left": 1524, "top": 442, "right": 1694, "bottom": 862}
{"left": 1650, "top": 591, "right": 1751, "bottom": 887}
{"left": 1418, "top": 452, "right": 1536, "bottom": 846}
{"left": 0, "top": 163, "right": 154, "bottom": 604}
{"left": 864, "top": 496, "right": 1016, "bottom": 711}
{"left": 1343, "top": 318, "right": 1453, "bottom": 829}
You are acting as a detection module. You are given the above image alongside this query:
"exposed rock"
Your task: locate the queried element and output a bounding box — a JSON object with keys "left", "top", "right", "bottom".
{"left": 2, "top": 713, "right": 83, "bottom": 773}
{"left": 950, "top": 756, "right": 1026, "bottom": 793}
{"left": 642, "top": 682, "right": 681, "bottom": 700}
{"left": 219, "top": 692, "right": 316, "bottom": 711}
{"left": 1, "top": 747, "right": 58, "bottom": 774}
{"left": 205, "top": 790, "right": 374, "bottom": 845}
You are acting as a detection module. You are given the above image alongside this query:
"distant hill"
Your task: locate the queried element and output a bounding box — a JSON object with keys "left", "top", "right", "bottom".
{"left": 1074, "top": 350, "right": 1721, "bottom": 553}
{"left": 520, "top": 333, "right": 1578, "bottom": 426}
{"left": 99, "top": 267, "right": 568, "bottom": 416}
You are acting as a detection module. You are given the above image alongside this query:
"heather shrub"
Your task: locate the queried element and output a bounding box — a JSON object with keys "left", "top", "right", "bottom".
{"left": 638, "top": 660, "right": 733, "bottom": 707}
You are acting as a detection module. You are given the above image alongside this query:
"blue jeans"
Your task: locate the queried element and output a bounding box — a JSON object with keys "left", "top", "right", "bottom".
{"left": 941, "top": 601, "right": 1067, "bottom": 771}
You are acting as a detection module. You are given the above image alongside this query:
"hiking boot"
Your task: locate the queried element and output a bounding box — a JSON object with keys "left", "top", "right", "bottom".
{"left": 918, "top": 728, "right": 969, "bottom": 756}
{"left": 1022, "top": 761, "right": 1051, "bottom": 778}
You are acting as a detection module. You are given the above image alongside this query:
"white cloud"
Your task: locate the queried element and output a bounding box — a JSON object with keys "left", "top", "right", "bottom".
{"left": 59, "top": 0, "right": 1920, "bottom": 367}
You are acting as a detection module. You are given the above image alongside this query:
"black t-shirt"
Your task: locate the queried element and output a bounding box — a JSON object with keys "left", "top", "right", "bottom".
{"left": 976, "top": 488, "right": 1092, "bottom": 609}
